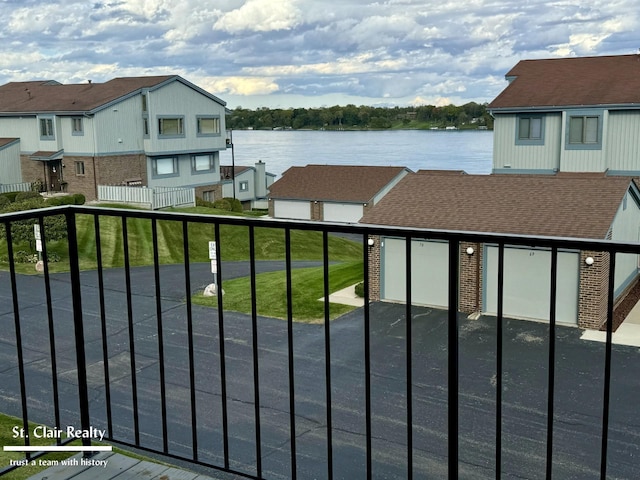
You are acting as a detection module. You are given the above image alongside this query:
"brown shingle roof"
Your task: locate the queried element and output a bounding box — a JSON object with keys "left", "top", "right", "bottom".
{"left": 488, "top": 54, "right": 640, "bottom": 109}
{"left": 268, "top": 165, "right": 409, "bottom": 203}
{"left": 0, "top": 138, "right": 18, "bottom": 147}
{"left": 0, "top": 76, "right": 176, "bottom": 113}
{"left": 360, "top": 173, "right": 633, "bottom": 239}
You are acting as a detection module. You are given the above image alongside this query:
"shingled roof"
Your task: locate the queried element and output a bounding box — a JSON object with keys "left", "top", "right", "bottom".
{"left": 360, "top": 173, "right": 635, "bottom": 239}
{"left": 268, "top": 165, "right": 409, "bottom": 203}
{"left": 488, "top": 54, "right": 640, "bottom": 110}
{"left": 0, "top": 75, "right": 225, "bottom": 114}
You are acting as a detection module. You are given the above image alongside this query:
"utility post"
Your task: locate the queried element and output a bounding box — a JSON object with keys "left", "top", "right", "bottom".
{"left": 227, "top": 129, "right": 236, "bottom": 200}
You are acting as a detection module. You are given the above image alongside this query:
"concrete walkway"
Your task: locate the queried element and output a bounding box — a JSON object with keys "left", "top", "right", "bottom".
{"left": 26, "top": 451, "right": 219, "bottom": 480}
{"left": 581, "top": 301, "right": 640, "bottom": 347}
{"left": 319, "top": 283, "right": 365, "bottom": 307}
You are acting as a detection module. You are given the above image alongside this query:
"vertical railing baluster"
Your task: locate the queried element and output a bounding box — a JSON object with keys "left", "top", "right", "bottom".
{"left": 405, "top": 236, "right": 413, "bottom": 480}
{"left": 495, "top": 243, "right": 504, "bottom": 480}
{"left": 182, "top": 221, "right": 199, "bottom": 461}
{"left": 285, "top": 228, "right": 297, "bottom": 480}
{"left": 214, "top": 222, "right": 230, "bottom": 469}
{"left": 249, "top": 225, "right": 262, "bottom": 477}
{"left": 122, "top": 217, "right": 140, "bottom": 445}
{"left": 600, "top": 250, "right": 616, "bottom": 479}
{"left": 363, "top": 235, "right": 372, "bottom": 480}
{"left": 6, "top": 221, "right": 31, "bottom": 457}
{"left": 323, "top": 230, "right": 333, "bottom": 480}
{"left": 94, "top": 215, "right": 113, "bottom": 439}
{"left": 448, "top": 238, "right": 460, "bottom": 479}
{"left": 546, "top": 248, "right": 558, "bottom": 479}
{"left": 66, "top": 211, "right": 92, "bottom": 450}
{"left": 39, "top": 217, "right": 61, "bottom": 444}
{"left": 152, "top": 219, "right": 169, "bottom": 453}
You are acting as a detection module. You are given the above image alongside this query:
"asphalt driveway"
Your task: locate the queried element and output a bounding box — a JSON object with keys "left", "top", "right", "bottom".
{"left": 0, "top": 264, "right": 639, "bottom": 479}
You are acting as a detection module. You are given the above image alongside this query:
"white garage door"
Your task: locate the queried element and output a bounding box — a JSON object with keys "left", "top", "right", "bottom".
{"left": 381, "top": 237, "right": 449, "bottom": 307}
{"left": 484, "top": 246, "right": 579, "bottom": 325}
{"left": 323, "top": 203, "right": 364, "bottom": 223}
{"left": 274, "top": 200, "right": 311, "bottom": 220}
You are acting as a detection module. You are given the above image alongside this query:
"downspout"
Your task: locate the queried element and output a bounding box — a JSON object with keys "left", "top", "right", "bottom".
{"left": 90, "top": 113, "right": 98, "bottom": 199}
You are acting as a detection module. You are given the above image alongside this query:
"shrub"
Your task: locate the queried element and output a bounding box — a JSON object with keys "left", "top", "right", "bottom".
{"left": 196, "top": 197, "right": 216, "bottom": 209}
{"left": 0, "top": 196, "right": 9, "bottom": 209}
{"left": 213, "top": 197, "right": 243, "bottom": 212}
{"left": 73, "top": 193, "right": 86, "bottom": 205}
{"left": 354, "top": 281, "right": 365, "bottom": 298}
{"left": 15, "top": 191, "right": 43, "bottom": 202}
{"left": 1, "top": 191, "right": 20, "bottom": 202}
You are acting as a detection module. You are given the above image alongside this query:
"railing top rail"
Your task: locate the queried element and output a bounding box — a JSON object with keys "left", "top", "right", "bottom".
{"left": 2, "top": 204, "right": 640, "bottom": 254}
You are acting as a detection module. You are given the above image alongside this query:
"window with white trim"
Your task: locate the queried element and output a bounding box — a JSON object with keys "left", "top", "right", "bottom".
{"left": 75, "top": 161, "right": 85, "bottom": 175}
{"left": 239, "top": 180, "right": 249, "bottom": 192}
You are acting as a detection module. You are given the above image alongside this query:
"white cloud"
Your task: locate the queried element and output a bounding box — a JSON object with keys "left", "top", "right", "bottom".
{"left": 214, "top": 0, "right": 302, "bottom": 33}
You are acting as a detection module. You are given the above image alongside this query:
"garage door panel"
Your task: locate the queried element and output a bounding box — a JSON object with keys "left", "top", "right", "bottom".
{"left": 274, "top": 200, "right": 310, "bottom": 220}
{"left": 382, "top": 238, "right": 449, "bottom": 307}
{"left": 485, "top": 246, "right": 579, "bottom": 324}
{"left": 323, "top": 203, "right": 364, "bottom": 223}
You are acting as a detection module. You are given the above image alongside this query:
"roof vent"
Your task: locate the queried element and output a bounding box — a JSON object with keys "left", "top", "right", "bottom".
{"left": 25, "top": 88, "right": 31, "bottom": 99}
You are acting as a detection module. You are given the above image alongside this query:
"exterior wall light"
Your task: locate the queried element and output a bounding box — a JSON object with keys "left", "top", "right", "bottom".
{"left": 585, "top": 256, "right": 595, "bottom": 266}
{"left": 367, "top": 238, "right": 375, "bottom": 247}
{"left": 466, "top": 247, "right": 475, "bottom": 255}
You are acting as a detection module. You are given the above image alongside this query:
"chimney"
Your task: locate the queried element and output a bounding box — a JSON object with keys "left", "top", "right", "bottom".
{"left": 255, "top": 160, "right": 266, "bottom": 198}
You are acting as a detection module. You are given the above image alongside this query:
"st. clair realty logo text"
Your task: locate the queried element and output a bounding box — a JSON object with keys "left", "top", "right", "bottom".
{"left": 12, "top": 425, "right": 106, "bottom": 442}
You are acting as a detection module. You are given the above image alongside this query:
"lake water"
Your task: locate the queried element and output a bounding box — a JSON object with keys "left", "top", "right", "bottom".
{"left": 219, "top": 129, "right": 493, "bottom": 179}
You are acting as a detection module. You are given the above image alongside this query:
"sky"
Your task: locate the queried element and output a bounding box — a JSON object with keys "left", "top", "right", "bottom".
{"left": 0, "top": 0, "right": 638, "bottom": 109}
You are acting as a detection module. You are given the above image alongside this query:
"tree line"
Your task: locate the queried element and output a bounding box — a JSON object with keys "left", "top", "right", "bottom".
{"left": 226, "top": 102, "right": 493, "bottom": 130}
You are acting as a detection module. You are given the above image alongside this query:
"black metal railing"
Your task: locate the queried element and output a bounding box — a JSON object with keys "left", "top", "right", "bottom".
{"left": 1, "top": 205, "right": 639, "bottom": 479}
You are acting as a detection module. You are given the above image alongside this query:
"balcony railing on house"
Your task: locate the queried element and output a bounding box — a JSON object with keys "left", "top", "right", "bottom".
{"left": 97, "top": 185, "right": 195, "bottom": 210}
{"left": 0, "top": 205, "right": 639, "bottom": 479}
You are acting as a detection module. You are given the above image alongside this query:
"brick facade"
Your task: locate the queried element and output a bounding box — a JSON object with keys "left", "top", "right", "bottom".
{"left": 311, "top": 201, "right": 323, "bottom": 221}
{"left": 578, "top": 250, "right": 610, "bottom": 329}
{"left": 367, "top": 235, "right": 381, "bottom": 301}
{"left": 459, "top": 242, "right": 483, "bottom": 314}
{"left": 195, "top": 184, "right": 223, "bottom": 202}
{"left": 20, "top": 154, "right": 148, "bottom": 201}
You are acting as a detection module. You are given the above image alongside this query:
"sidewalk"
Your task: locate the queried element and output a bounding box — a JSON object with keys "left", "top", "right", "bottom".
{"left": 580, "top": 301, "right": 640, "bottom": 347}
{"left": 320, "top": 284, "right": 365, "bottom": 307}
{"left": 26, "top": 451, "right": 219, "bottom": 480}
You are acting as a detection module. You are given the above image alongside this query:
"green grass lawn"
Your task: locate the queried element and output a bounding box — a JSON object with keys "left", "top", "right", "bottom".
{"left": 0, "top": 414, "right": 79, "bottom": 479}
{"left": 0, "top": 205, "right": 363, "bottom": 274}
{"left": 193, "top": 261, "right": 364, "bottom": 322}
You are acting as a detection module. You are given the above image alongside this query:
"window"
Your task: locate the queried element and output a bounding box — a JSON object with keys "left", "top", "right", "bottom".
{"left": 565, "top": 110, "right": 603, "bottom": 150}
{"left": 515, "top": 115, "right": 544, "bottom": 145}
{"left": 197, "top": 116, "right": 220, "bottom": 136}
{"left": 71, "top": 117, "right": 83, "bottom": 136}
{"left": 569, "top": 116, "right": 599, "bottom": 144}
{"left": 75, "top": 161, "right": 85, "bottom": 175}
{"left": 192, "top": 154, "right": 214, "bottom": 173}
{"left": 143, "top": 117, "right": 149, "bottom": 138}
{"left": 40, "top": 118, "right": 54, "bottom": 140}
{"left": 158, "top": 117, "right": 184, "bottom": 137}
{"left": 203, "top": 190, "right": 215, "bottom": 202}
{"left": 239, "top": 180, "right": 249, "bottom": 192}
{"left": 141, "top": 94, "right": 147, "bottom": 112}
{"left": 153, "top": 157, "right": 179, "bottom": 176}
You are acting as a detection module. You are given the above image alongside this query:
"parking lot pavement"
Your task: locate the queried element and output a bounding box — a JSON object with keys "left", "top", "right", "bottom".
{"left": 1, "top": 268, "right": 640, "bottom": 479}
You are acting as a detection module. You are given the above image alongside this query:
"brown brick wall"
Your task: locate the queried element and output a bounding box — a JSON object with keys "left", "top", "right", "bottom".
{"left": 578, "top": 250, "right": 610, "bottom": 329}
{"left": 95, "top": 154, "right": 147, "bottom": 187}
{"left": 311, "top": 201, "right": 323, "bottom": 221}
{"left": 20, "top": 155, "right": 47, "bottom": 188}
{"left": 367, "top": 235, "right": 381, "bottom": 301}
{"left": 195, "top": 184, "right": 223, "bottom": 201}
{"left": 62, "top": 157, "right": 97, "bottom": 200}
{"left": 268, "top": 198, "right": 274, "bottom": 217}
{"left": 459, "top": 242, "right": 483, "bottom": 313}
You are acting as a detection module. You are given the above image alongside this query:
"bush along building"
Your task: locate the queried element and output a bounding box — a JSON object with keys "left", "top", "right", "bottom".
{"left": 0, "top": 76, "right": 229, "bottom": 201}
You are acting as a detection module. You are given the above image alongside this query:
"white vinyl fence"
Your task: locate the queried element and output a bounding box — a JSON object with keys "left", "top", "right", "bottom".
{"left": 0, "top": 182, "right": 31, "bottom": 194}
{"left": 98, "top": 185, "right": 195, "bottom": 210}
